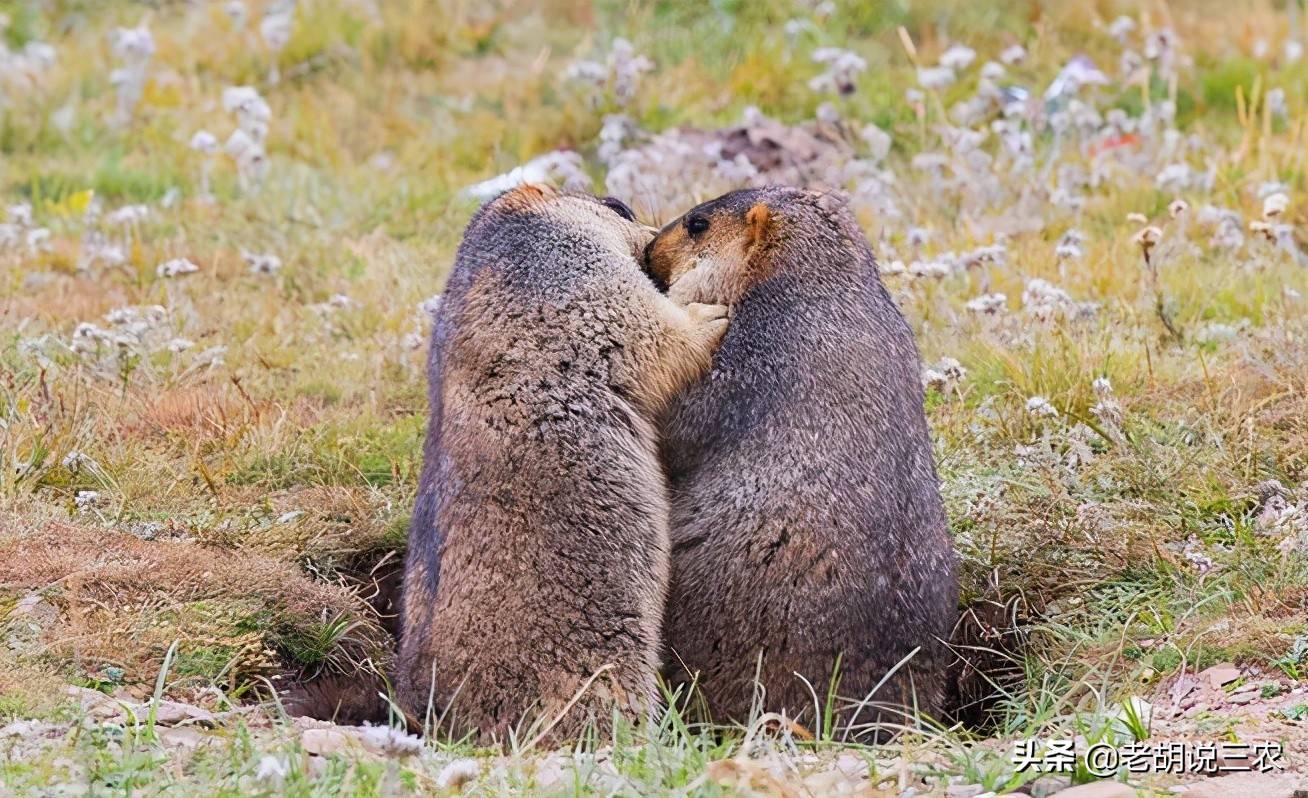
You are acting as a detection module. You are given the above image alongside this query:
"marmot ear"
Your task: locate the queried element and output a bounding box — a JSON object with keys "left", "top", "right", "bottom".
{"left": 745, "top": 203, "right": 772, "bottom": 247}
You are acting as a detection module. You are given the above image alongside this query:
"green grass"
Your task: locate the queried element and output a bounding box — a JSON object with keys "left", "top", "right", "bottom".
{"left": 2, "top": 0, "right": 1307, "bottom": 794}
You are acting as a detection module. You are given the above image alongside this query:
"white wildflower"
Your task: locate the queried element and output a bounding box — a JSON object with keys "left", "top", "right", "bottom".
{"left": 329, "top": 293, "right": 352, "bottom": 309}
{"left": 809, "top": 47, "right": 867, "bottom": 95}
{"left": 965, "top": 292, "right": 1007, "bottom": 315}
{"left": 435, "top": 759, "right": 480, "bottom": 790}
{"left": 917, "top": 65, "right": 956, "bottom": 90}
{"left": 1025, "top": 396, "right": 1059, "bottom": 419}
{"left": 7, "top": 203, "right": 32, "bottom": 226}
{"left": 607, "top": 38, "right": 653, "bottom": 105}
{"left": 62, "top": 451, "right": 98, "bottom": 473}
{"left": 999, "top": 44, "right": 1027, "bottom": 65}
{"left": 109, "top": 24, "right": 154, "bottom": 124}
{"left": 905, "top": 227, "right": 932, "bottom": 248}
{"left": 224, "top": 1, "right": 248, "bottom": 26}
{"left": 462, "top": 150, "right": 589, "bottom": 200}
{"left": 1155, "top": 163, "right": 1192, "bottom": 192}
{"left": 74, "top": 490, "right": 101, "bottom": 513}
{"left": 1056, "top": 229, "right": 1086, "bottom": 259}
{"left": 1266, "top": 88, "right": 1287, "bottom": 119}
{"left": 908, "top": 260, "right": 950, "bottom": 279}
{"left": 189, "top": 130, "right": 218, "bottom": 154}
{"left": 106, "top": 204, "right": 150, "bottom": 226}
{"left": 255, "top": 755, "right": 288, "bottom": 784}
{"left": 1108, "top": 16, "right": 1136, "bottom": 41}
{"left": 939, "top": 44, "right": 976, "bottom": 71}
{"left": 420, "top": 294, "right": 443, "bottom": 320}
{"left": 1181, "top": 535, "right": 1214, "bottom": 573}
{"left": 25, "top": 228, "right": 51, "bottom": 254}
{"left": 244, "top": 252, "right": 282, "bottom": 275}
{"left": 166, "top": 338, "right": 194, "bottom": 353}
{"left": 359, "top": 725, "right": 423, "bottom": 756}
{"left": 1022, "top": 278, "right": 1074, "bottom": 320}
{"left": 1196, "top": 322, "right": 1242, "bottom": 345}
{"left": 156, "top": 258, "right": 199, "bottom": 278}
{"left": 1262, "top": 192, "right": 1289, "bottom": 219}
{"left": 260, "top": 1, "right": 295, "bottom": 52}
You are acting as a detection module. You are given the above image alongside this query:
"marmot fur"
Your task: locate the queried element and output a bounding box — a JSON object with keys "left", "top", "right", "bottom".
{"left": 397, "top": 185, "right": 729, "bottom": 745}
{"left": 644, "top": 186, "right": 958, "bottom": 735}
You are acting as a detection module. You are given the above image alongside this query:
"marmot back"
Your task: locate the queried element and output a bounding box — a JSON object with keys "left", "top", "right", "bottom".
{"left": 645, "top": 186, "right": 958, "bottom": 735}
{"left": 397, "top": 185, "right": 728, "bottom": 745}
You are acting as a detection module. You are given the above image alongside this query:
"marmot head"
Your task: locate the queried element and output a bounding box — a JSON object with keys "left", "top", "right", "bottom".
{"left": 643, "top": 186, "right": 857, "bottom": 305}
{"left": 473, "top": 183, "right": 653, "bottom": 264}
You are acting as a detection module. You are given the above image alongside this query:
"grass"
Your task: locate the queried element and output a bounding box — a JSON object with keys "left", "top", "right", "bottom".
{"left": 2, "top": 0, "right": 1308, "bottom": 794}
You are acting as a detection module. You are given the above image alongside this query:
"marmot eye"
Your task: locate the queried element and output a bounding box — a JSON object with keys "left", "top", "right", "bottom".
{"left": 600, "top": 196, "right": 636, "bottom": 221}
{"left": 685, "top": 214, "right": 710, "bottom": 236}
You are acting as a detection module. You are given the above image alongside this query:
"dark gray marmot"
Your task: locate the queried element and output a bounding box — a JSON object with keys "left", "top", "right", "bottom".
{"left": 644, "top": 186, "right": 958, "bottom": 735}
{"left": 397, "top": 184, "right": 729, "bottom": 745}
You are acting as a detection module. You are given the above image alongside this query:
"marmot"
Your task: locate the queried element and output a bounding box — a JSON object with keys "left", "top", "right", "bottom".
{"left": 397, "top": 184, "right": 729, "bottom": 745}
{"left": 644, "top": 186, "right": 958, "bottom": 734}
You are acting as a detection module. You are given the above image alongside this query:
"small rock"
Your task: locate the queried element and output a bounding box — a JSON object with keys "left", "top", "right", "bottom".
{"left": 0, "top": 719, "right": 55, "bottom": 738}
{"left": 1171, "top": 675, "right": 1199, "bottom": 704}
{"left": 301, "top": 727, "right": 357, "bottom": 756}
{"left": 1049, "top": 782, "right": 1135, "bottom": 798}
{"left": 1030, "top": 776, "right": 1073, "bottom": 798}
{"left": 11, "top": 595, "right": 59, "bottom": 626}
{"left": 947, "top": 785, "right": 988, "bottom": 798}
{"left": 1199, "top": 663, "right": 1242, "bottom": 690}
{"left": 1228, "top": 691, "right": 1257, "bottom": 705}
{"left": 143, "top": 700, "right": 217, "bottom": 726}
{"left": 158, "top": 727, "right": 206, "bottom": 748}
{"left": 65, "top": 685, "right": 112, "bottom": 710}
{"left": 834, "top": 751, "right": 868, "bottom": 777}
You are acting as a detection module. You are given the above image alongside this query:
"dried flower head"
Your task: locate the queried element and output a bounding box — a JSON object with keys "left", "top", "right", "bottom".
{"left": 1262, "top": 192, "right": 1289, "bottom": 219}
{"left": 1132, "top": 226, "right": 1163, "bottom": 252}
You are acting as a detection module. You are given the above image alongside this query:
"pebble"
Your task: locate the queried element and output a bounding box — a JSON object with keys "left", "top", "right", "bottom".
{"left": 300, "top": 727, "right": 356, "bottom": 756}
{"left": 1199, "top": 664, "right": 1242, "bottom": 690}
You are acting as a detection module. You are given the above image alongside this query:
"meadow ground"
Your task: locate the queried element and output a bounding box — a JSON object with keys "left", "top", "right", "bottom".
{"left": 2, "top": 0, "right": 1308, "bottom": 795}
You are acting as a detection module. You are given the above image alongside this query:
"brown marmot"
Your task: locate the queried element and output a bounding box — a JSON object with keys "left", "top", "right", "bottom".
{"left": 396, "top": 184, "right": 729, "bottom": 745}
{"left": 644, "top": 186, "right": 958, "bottom": 735}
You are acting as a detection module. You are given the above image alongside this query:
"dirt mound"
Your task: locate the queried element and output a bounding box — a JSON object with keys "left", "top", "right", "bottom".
{"left": 0, "top": 520, "right": 391, "bottom": 703}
